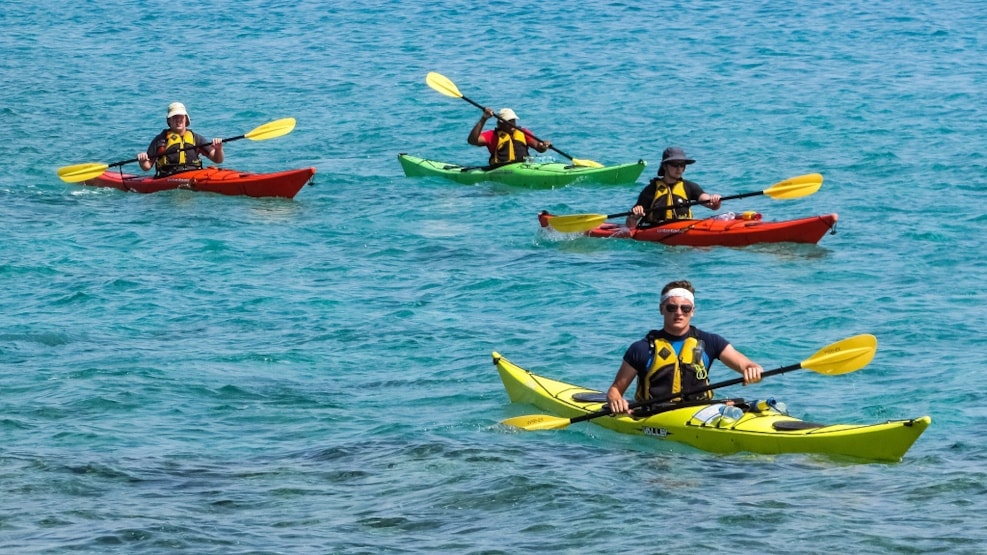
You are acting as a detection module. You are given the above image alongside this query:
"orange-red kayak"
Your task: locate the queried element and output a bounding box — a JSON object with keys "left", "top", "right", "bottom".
{"left": 539, "top": 211, "right": 838, "bottom": 247}
{"left": 83, "top": 166, "right": 316, "bottom": 199}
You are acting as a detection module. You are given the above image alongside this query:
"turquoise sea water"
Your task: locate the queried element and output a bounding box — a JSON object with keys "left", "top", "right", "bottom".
{"left": 3, "top": 0, "right": 987, "bottom": 552}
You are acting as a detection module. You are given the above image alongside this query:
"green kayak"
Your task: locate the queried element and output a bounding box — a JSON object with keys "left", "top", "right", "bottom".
{"left": 397, "top": 153, "right": 646, "bottom": 188}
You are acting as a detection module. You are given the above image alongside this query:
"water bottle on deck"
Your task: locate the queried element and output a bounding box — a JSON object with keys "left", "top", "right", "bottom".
{"left": 715, "top": 404, "right": 745, "bottom": 427}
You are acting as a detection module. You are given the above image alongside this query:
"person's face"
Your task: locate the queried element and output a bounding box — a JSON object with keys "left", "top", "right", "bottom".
{"left": 662, "top": 296, "right": 694, "bottom": 327}
{"left": 664, "top": 161, "right": 687, "bottom": 179}
{"left": 168, "top": 114, "right": 188, "bottom": 131}
{"left": 498, "top": 118, "right": 517, "bottom": 130}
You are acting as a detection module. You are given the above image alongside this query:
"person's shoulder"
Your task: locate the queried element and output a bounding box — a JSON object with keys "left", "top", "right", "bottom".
{"left": 693, "top": 326, "right": 724, "bottom": 340}
{"left": 629, "top": 331, "right": 661, "bottom": 350}
{"left": 148, "top": 129, "right": 169, "bottom": 144}
{"left": 624, "top": 333, "right": 656, "bottom": 362}
{"left": 694, "top": 327, "right": 729, "bottom": 351}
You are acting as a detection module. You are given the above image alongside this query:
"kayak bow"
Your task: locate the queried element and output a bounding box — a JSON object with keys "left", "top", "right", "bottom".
{"left": 398, "top": 154, "right": 645, "bottom": 188}
{"left": 538, "top": 211, "right": 838, "bottom": 246}
{"left": 80, "top": 166, "right": 315, "bottom": 199}
{"left": 493, "top": 352, "right": 930, "bottom": 462}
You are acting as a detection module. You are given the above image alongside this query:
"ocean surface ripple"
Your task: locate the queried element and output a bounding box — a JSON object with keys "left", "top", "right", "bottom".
{"left": 2, "top": 0, "right": 986, "bottom": 552}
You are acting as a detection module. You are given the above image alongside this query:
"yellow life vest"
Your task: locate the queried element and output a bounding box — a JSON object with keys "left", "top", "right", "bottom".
{"left": 635, "top": 332, "right": 711, "bottom": 403}
{"left": 155, "top": 130, "right": 203, "bottom": 176}
{"left": 490, "top": 128, "right": 530, "bottom": 164}
{"left": 648, "top": 178, "right": 694, "bottom": 222}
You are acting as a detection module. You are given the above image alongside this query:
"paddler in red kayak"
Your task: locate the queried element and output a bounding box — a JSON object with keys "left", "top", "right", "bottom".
{"left": 605, "top": 280, "right": 763, "bottom": 415}
{"left": 136, "top": 102, "right": 225, "bottom": 177}
{"left": 467, "top": 107, "right": 552, "bottom": 166}
{"left": 626, "top": 147, "right": 723, "bottom": 228}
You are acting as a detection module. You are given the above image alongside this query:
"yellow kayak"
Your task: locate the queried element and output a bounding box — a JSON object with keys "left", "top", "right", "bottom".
{"left": 493, "top": 351, "right": 930, "bottom": 462}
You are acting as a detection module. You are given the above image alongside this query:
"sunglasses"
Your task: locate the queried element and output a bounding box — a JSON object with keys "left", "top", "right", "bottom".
{"left": 664, "top": 303, "right": 694, "bottom": 314}
{"left": 667, "top": 162, "right": 688, "bottom": 169}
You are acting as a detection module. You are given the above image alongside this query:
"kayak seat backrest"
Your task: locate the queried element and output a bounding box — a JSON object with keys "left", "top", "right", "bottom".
{"left": 572, "top": 392, "right": 608, "bottom": 403}
{"left": 772, "top": 420, "right": 827, "bottom": 431}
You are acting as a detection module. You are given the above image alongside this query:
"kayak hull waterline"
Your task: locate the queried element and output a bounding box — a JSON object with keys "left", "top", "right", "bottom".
{"left": 398, "top": 153, "right": 646, "bottom": 188}
{"left": 539, "top": 211, "right": 838, "bottom": 246}
{"left": 493, "top": 352, "right": 930, "bottom": 462}
{"left": 82, "top": 167, "right": 316, "bottom": 198}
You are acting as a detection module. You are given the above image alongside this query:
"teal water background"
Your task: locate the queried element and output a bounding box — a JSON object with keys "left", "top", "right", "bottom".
{"left": 3, "top": 1, "right": 987, "bottom": 552}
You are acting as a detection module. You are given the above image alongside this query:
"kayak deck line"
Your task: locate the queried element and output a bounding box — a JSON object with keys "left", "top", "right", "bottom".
{"left": 538, "top": 211, "right": 838, "bottom": 246}
{"left": 81, "top": 166, "right": 316, "bottom": 199}
{"left": 492, "top": 351, "right": 931, "bottom": 462}
{"left": 398, "top": 153, "right": 646, "bottom": 188}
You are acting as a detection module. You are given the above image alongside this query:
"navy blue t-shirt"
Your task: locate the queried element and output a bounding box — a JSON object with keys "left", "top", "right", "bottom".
{"left": 622, "top": 327, "right": 730, "bottom": 374}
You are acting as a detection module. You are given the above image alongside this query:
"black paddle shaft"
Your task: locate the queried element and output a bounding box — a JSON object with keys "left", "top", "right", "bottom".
{"left": 603, "top": 189, "right": 768, "bottom": 220}
{"left": 568, "top": 362, "right": 802, "bottom": 425}
{"left": 106, "top": 133, "right": 247, "bottom": 170}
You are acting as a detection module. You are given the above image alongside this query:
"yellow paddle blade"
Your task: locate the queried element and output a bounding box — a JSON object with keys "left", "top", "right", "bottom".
{"left": 801, "top": 334, "right": 877, "bottom": 375}
{"left": 546, "top": 213, "right": 609, "bottom": 233}
{"left": 244, "top": 117, "right": 296, "bottom": 141}
{"left": 57, "top": 162, "right": 110, "bottom": 183}
{"left": 571, "top": 157, "right": 605, "bottom": 168}
{"left": 763, "top": 173, "right": 824, "bottom": 199}
{"left": 501, "top": 413, "right": 573, "bottom": 431}
{"left": 426, "top": 72, "right": 463, "bottom": 99}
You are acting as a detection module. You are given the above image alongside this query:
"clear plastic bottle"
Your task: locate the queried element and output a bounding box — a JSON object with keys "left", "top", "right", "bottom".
{"left": 716, "top": 404, "right": 745, "bottom": 427}
{"left": 713, "top": 211, "right": 736, "bottom": 221}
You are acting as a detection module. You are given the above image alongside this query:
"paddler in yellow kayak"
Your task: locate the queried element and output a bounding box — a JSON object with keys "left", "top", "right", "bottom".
{"left": 136, "top": 102, "right": 225, "bottom": 177}
{"left": 467, "top": 107, "right": 552, "bottom": 166}
{"left": 606, "top": 280, "right": 763, "bottom": 415}
{"left": 626, "top": 147, "right": 723, "bottom": 228}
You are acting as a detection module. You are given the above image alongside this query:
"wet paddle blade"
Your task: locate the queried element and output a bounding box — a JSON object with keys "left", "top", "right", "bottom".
{"left": 546, "top": 213, "right": 610, "bottom": 233}
{"left": 501, "top": 414, "right": 573, "bottom": 431}
{"left": 801, "top": 334, "right": 877, "bottom": 375}
{"left": 570, "top": 157, "right": 605, "bottom": 168}
{"left": 426, "top": 72, "right": 463, "bottom": 99}
{"left": 57, "top": 162, "right": 109, "bottom": 183}
{"left": 244, "top": 117, "right": 296, "bottom": 141}
{"left": 763, "top": 173, "right": 824, "bottom": 199}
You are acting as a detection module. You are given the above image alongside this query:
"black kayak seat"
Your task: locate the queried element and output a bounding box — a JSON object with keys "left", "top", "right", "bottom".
{"left": 773, "top": 420, "right": 827, "bottom": 431}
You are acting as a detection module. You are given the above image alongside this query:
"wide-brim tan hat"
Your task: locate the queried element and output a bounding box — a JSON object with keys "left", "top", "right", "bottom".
{"left": 497, "top": 108, "right": 518, "bottom": 121}
{"left": 167, "top": 102, "right": 190, "bottom": 124}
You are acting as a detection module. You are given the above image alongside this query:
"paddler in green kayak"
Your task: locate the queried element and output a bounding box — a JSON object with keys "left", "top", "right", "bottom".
{"left": 626, "top": 147, "right": 723, "bottom": 228}
{"left": 605, "top": 280, "right": 763, "bottom": 415}
{"left": 136, "top": 102, "right": 225, "bottom": 177}
{"left": 467, "top": 107, "right": 552, "bottom": 166}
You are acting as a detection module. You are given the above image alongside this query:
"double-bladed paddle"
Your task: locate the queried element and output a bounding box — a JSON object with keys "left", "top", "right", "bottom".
{"left": 544, "top": 172, "right": 824, "bottom": 233}
{"left": 501, "top": 334, "right": 876, "bottom": 432}
{"left": 425, "top": 72, "right": 604, "bottom": 168}
{"left": 56, "top": 117, "right": 297, "bottom": 183}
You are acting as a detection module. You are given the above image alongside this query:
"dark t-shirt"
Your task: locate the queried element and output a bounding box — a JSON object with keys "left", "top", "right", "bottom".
{"left": 634, "top": 178, "right": 706, "bottom": 210}
{"left": 145, "top": 129, "right": 210, "bottom": 175}
{"left": 622, "top": 327, "right": 730, "bottom": 375}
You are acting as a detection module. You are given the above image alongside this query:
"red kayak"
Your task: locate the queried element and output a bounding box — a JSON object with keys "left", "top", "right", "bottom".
{"left": 83, "top": 166, "right": 316, "bottom": 199}
{"left": 538, "top": 211, "right": 838, "bottom": 247}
